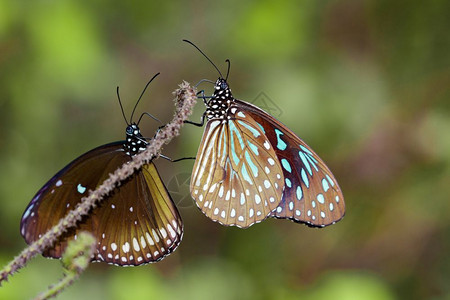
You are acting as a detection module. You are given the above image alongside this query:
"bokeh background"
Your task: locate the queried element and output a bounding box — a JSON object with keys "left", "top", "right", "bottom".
{"left": 0, "top": 0, "right": 449, "bottom": 299}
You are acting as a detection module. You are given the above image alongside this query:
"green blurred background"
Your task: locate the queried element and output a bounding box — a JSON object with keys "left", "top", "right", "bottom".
{"left": 0, "top": 0, "right": 449, "bottom": 299}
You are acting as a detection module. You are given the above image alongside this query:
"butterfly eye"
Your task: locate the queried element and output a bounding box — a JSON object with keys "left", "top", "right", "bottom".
{"left": 220, "top": 81, "right": 228, "bottom": 90}
{"left": 126, "top": 126, "right": 134, "bottom": 135}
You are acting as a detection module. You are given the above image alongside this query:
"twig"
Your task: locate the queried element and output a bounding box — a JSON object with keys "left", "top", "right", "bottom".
{"left": 0, "top": 81, "right": 197, "bottom": 284}
{"left": 34, "top": 232, "right": 96, "bottom": 300}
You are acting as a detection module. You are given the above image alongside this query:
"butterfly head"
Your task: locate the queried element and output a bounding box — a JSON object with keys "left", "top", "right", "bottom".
{"left": 124, "top": 123, "right": 148, "bottom": 156}
{"left": 204, "top": 78, "right": 235, "bottom": 120}
{"left": 213, "top": 78, "right": 232, "bottom": 97}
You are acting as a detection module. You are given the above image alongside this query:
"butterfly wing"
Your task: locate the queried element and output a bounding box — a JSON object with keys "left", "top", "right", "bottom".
{"left": 190, "top": 109, "right": 285, "bottom": 228}
{"left": 20, "top": 142, "right": 183, "bottom": 265}
{"left": 235, "top": 99, "right": 345, "bottom": 227}
{"left": 92, "top": 162, "right": 183, "bottom": 265}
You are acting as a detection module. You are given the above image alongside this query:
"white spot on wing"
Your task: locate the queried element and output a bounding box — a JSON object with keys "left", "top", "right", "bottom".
{"left": 133, "top": 238, "right": 140, "bottom": 251}
{"left": 152, "top": 229, "right": 160, "bottom": 242}
{"left": 140, "top": 236, "right": 147, "bottom": 248}
{"left": 160, "top": 228, "right": 167, "bottom": 239}
{"left": 168, "top": 224, "right": 176, "bottom": 238}
{"left": 147, "top": 233, "right": 155, "bottom": 246}
{"left": 122, "top": 242, "right": 130, "bottom": 253}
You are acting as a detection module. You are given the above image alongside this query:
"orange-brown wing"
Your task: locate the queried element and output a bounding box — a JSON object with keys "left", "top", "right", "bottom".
{"left": 190, "top": 108, "right": 285, "bottom": 228}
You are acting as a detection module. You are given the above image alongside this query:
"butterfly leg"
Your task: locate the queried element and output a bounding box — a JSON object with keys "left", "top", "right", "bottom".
{"left": 159, "top": 154, "right": 195, "bottom": 162}
{"left": 184, "top": 112, "right": 206, "bottom": 127}
{"left": 196, "top": 90, "right": 212, "bottom": 105}
{"left": 182, "top": 90, "right": 208, "bottom": 126}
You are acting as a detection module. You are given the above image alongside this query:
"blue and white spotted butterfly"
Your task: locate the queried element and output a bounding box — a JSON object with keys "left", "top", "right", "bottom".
{"left": 185, "top": 40, "right": 345, "bottom": 228}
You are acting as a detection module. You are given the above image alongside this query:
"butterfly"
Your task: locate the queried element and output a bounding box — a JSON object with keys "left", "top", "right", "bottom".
{"left": 184, "top": 40, "right": 345, "bottom": 228}
{"left": 20, "top": 74, "right": 183, "bottom": 266}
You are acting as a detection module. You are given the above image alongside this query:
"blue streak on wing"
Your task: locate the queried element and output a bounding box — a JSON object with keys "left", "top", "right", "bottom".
{"left": 256, "top": 122, "right": 265, "bottom": 134}
{"left": 228, "top": 122, "right": 241, "bottom": 165}
{"left": 237, "top": 120, "right": 261, "bottom": 138}
{"left": 247, "top": 140, "right": 259, "bottom": 155}
{"left": 218, "top": 125, "right": 223, "bottom": 152}
{"left": 325, "top": 174, "right": 335, "bottom": 187}
{"left": 77, "top": 183, "right": 86, "bottom": 194}
{"left": 229, "top": 121, "right": 245, "bottom": 149}
{"left": 241, "top": 164, "right": 253, "bottom": 185}
{"left": 299, "top": 151, "right": 312, "bottom": 175}
{"left": 296, "top": 186, "right": 303, "bottom": 200}
{"left": 281, "top": 158, "right": 292, "bottom": 173}
{"left": 245, "top": 150, "right": 259, "bottom": 177}
{"left": 285, "top": 178, "right": 292, "bottom": 188}
{"left": 274, "top": 129, "right": 287, "bottom": 150}
{"left": 301, "top": 168, "right": 309, "bottom": 188}
{"left": 221, "top": 128, "right": 227, "bottom": 163}
{"left": 305, "top": 153, "right": 319, "bottom": 172}
{"left": 300, "top": 145, "right": 313, "bottom": 156}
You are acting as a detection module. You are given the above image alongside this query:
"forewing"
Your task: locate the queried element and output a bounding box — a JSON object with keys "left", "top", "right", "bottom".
{"left": 190, "top": 108, "right": 285, "bottom": 228}
{"left": 20, "top": 142, "right": 124, "bottom": 254}
{"left": 235, "top": 99, "right": 345, "bottom": 227}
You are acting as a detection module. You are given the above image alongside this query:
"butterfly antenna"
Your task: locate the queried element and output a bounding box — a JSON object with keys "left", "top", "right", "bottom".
{"left": 130, "top": 72, "right": 160, "bottom": 123}
{"left": 225, "top": 59, "right": 231, "bottom": 81}
{"left": 183, "top": 39, "right": 224, "bottom": 79}
{"left": 137, "top": 112, "right": 162, "bottom": 126}
{"left": 116, "top": 86, "right": 129, "bottom": 126}
{"left": 194, "top": 79, "right": 216, "bottom": 88}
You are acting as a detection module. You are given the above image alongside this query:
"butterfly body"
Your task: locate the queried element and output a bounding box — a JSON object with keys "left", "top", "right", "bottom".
{"left": 21, "top": 123, "right": 183, "bottom": 266}
{"left": 191, "top": 78, "right": 345, "bottom": 228}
